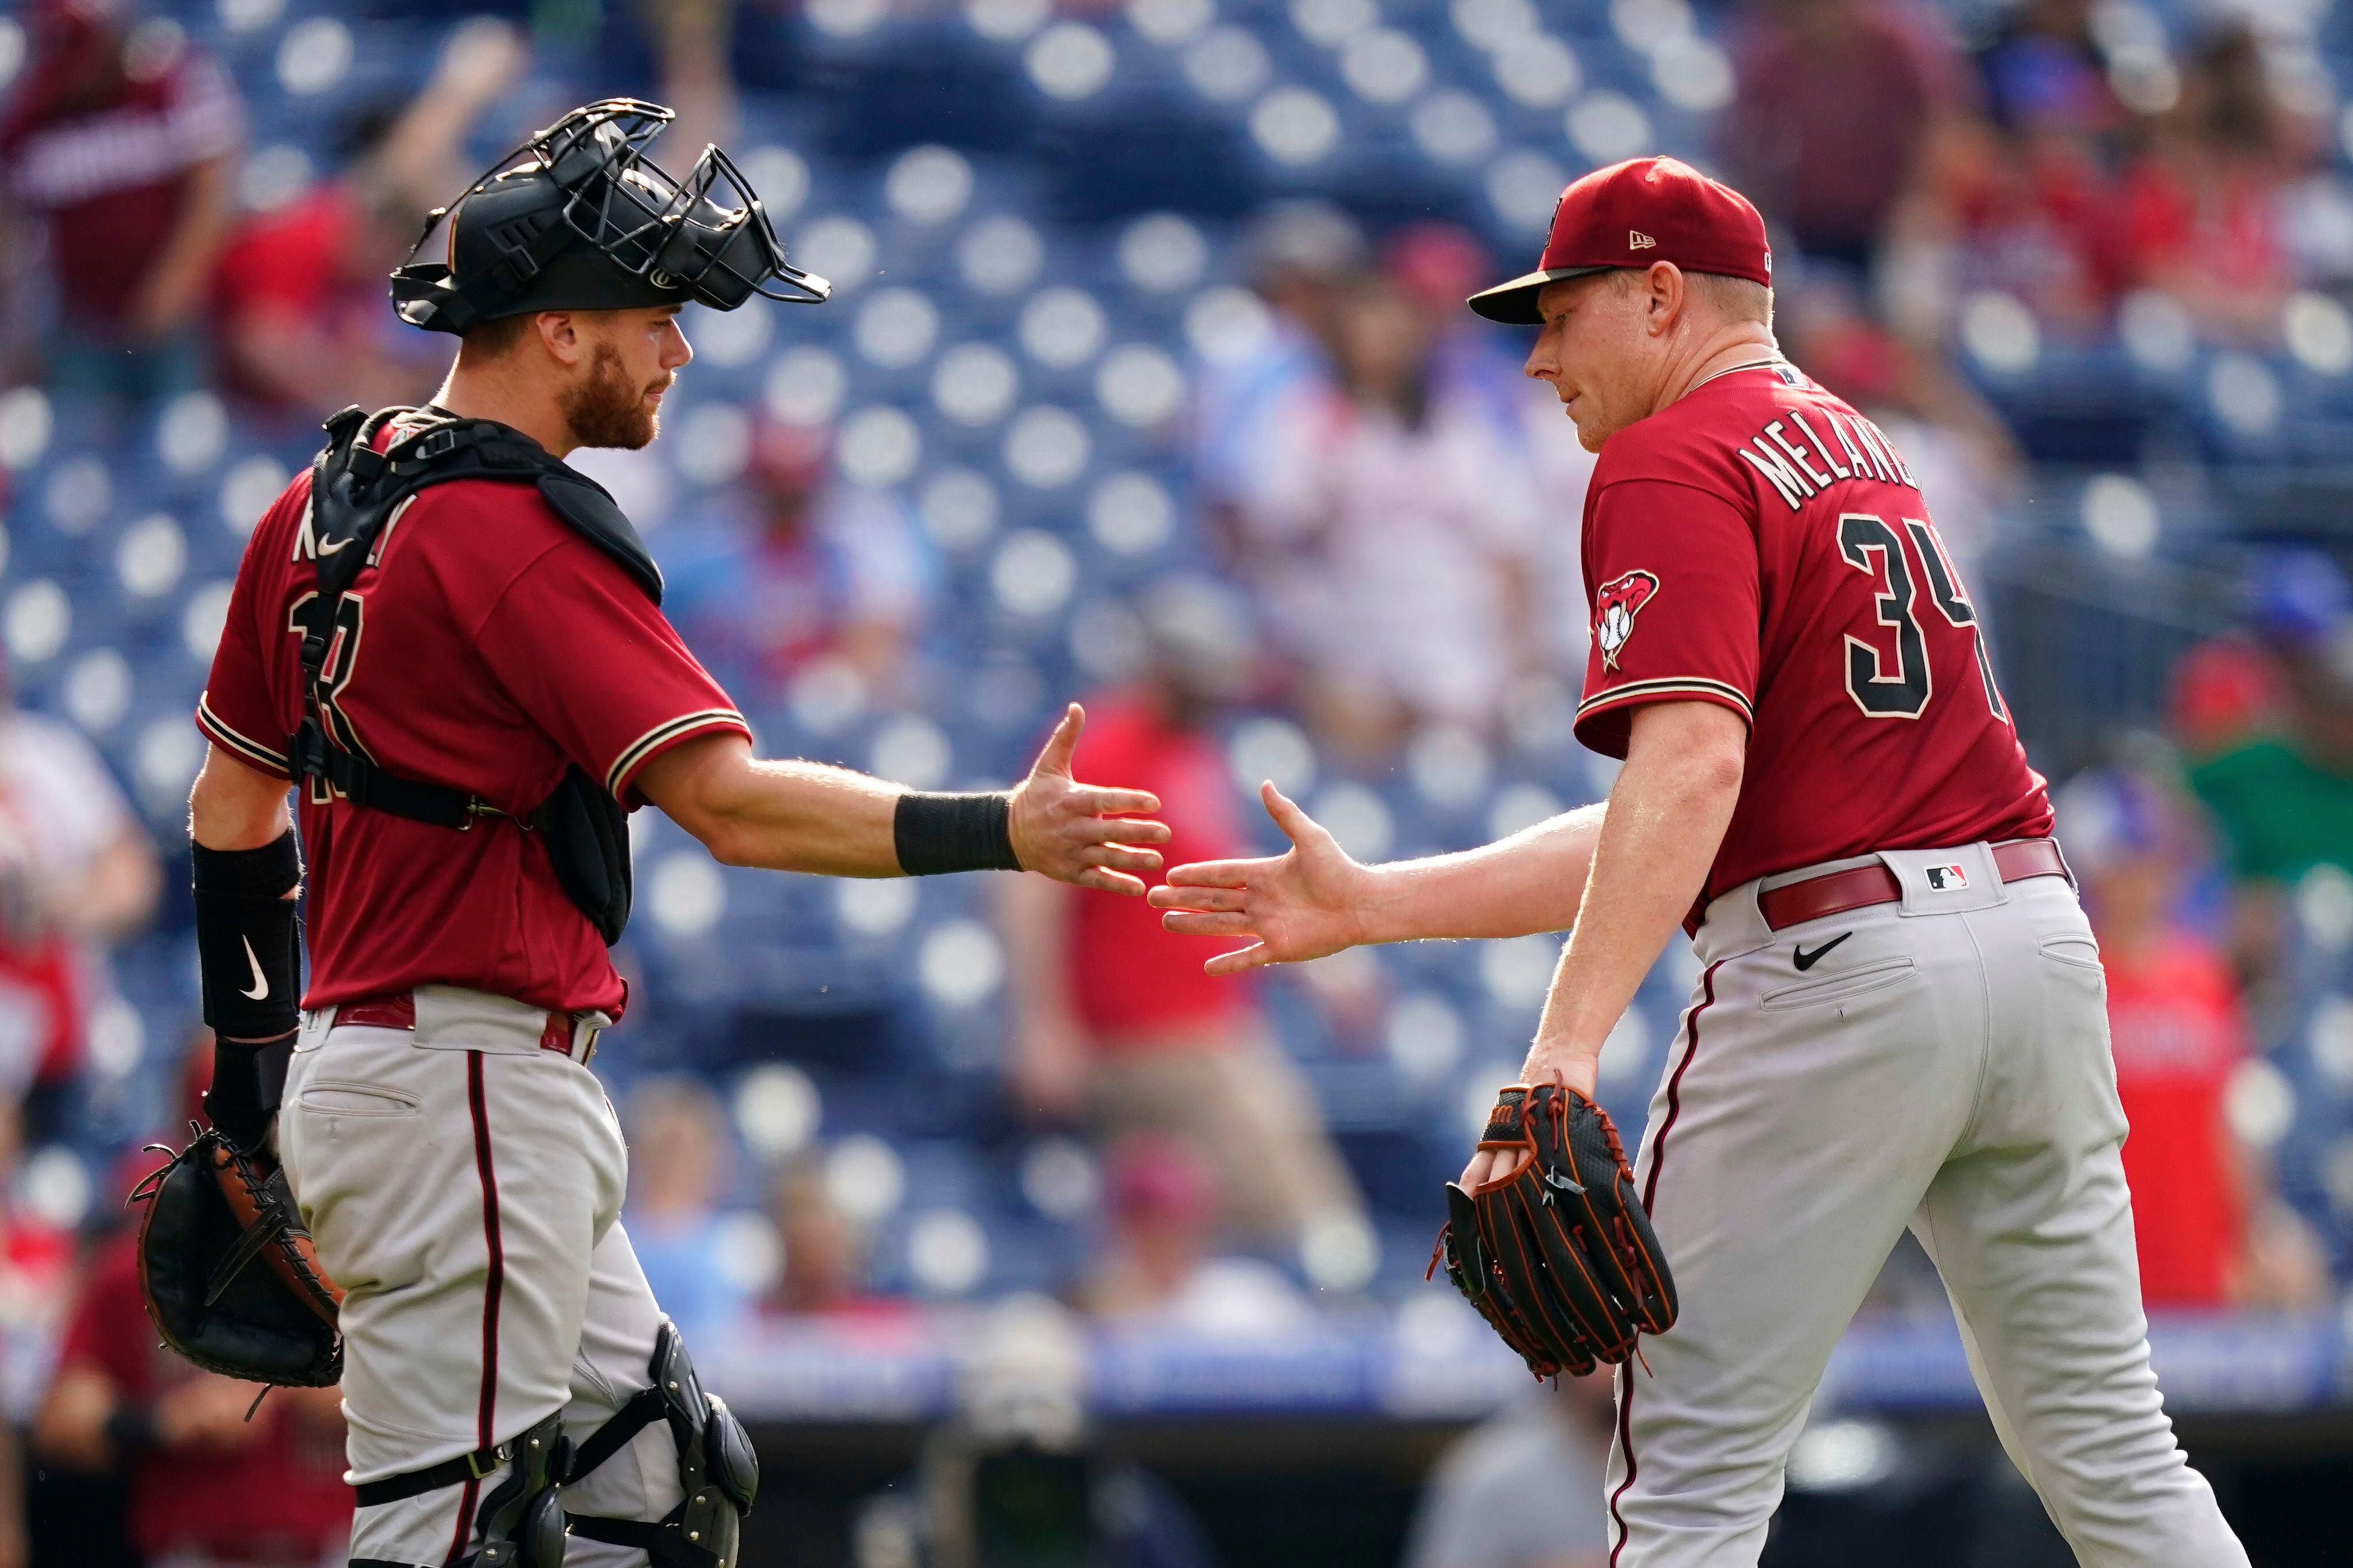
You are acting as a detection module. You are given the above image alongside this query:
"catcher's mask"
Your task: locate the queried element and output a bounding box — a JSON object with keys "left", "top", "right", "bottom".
{"left": 389, "top": 98, "right": 831, "bottom": 336}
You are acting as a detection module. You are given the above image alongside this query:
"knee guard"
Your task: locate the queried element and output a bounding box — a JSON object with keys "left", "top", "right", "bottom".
{"left": 469, "top": 1410, "right": 572, "bottom": 1568}
{"left": 567, "top": 1321, "right": 757, "bottom": 1568}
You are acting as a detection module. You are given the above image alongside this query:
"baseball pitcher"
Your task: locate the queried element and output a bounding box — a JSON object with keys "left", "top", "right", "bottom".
{"left": 169, "top": 101, "right": 1169, "bottom": 1568}
{"left": 1152, "top": 158, "right": 2247, "bottom": 1567}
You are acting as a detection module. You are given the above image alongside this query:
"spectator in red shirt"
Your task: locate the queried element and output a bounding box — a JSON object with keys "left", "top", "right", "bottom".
{"left": 36, "top": 1235, "right": 353, "bottom": 1567}
{"left": 32, "top": 1035, "right": 351, "bottom": 1567}
{"left": 2113, "top": 24, "right": 2308, "bottom": 344}
{"left": 1725, "top": 0, "right": 1974, "bottom": 277}
{"left": 2059, "top": 765, "right": 2327, "bottom": 1310}
{"left": 0, "top": 0, "right": 242, "bottom": 415}
{"left": 1002, "top": 578, "right": 1361, "bottom": 1245}
{"left": 208, "top": 19, "right": 527, "bottom": 422}
{"left": 1876, "top": 0, "right": 2133, "bottom": 341}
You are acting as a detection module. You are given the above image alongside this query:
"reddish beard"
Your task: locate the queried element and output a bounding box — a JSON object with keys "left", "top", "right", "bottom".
{"left": 559, "top": 343, "right": 665, "bottom": 450}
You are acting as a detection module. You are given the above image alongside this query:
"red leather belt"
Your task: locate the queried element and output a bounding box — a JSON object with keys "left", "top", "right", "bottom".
{"left": 1755, "top": 838, "right": 2068, "bottom": 932}
{"left": 331, "top": 991, "right": 598, "bottom": 1064}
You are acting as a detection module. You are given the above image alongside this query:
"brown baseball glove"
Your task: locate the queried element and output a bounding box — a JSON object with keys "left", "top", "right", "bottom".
{"left": 130, "top": 1126, "right": 343, "bottom": 1389}
{"left": 1430, "top": 1083, "right": 1678, "bottom": 1378}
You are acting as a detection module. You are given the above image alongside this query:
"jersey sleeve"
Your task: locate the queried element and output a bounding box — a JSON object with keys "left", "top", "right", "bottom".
{"left": 195, "top": 493, "right": 299, "bottom": 779}
{"left": 473, "top": 540, "right": 750, "bottom": 808}
{"left": 1574, "top": 478, "right": 1761, "bottom": 758}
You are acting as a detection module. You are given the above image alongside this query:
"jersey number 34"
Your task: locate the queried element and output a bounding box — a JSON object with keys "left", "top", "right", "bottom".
{"left": 1836, "top": 513, "right": 2007, "bottom": 724}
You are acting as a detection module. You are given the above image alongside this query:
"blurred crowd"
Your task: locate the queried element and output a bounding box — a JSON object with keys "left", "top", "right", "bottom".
{"left": 5, "top": 0, "right": 2353, "bottom": 1564}
{"left": 1730, "top": 0, "right": 2353, "bottom": 347}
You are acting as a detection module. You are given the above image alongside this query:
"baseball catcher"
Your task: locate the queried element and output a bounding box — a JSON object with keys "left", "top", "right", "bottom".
{"left": 166, "top": 98, "right": 1169, "bottom": 1568}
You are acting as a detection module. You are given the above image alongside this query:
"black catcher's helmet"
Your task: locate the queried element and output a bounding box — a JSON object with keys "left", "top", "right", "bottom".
{"left": 390, "top": 99, "right": 831, "bottom": 335}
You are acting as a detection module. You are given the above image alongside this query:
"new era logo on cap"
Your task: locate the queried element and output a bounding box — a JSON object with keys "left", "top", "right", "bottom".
{"left": 1923, "top": 864, "right": 1969, "bottom": 892}
{"left": 1467, "top": 156, "right": 1773, "bottom": 324}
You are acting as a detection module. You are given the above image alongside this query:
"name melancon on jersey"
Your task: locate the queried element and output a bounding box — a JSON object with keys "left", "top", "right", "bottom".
{"left": 1734, "top": 405, "right": 1918, "bottom": 512}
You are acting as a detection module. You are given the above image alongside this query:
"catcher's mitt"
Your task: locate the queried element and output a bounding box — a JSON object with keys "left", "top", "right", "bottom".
{"left": 129, "top": 1126, "right": 343, "bottom": 1389}
{"left": 1430, "top": 1083, "right": 1677, "bottom": 1379}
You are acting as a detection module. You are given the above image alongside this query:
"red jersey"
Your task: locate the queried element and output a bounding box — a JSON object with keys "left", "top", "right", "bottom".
{"left": 59, "top": 1235, "right": 351, "bottom": 1560}
{"left": 1066, "top": 693, "right": 1256, "bottom": 1042}
{"left": 197, "top": 424, "right": 748, "bottom": 1015}
{"left": 1575, "top": 361, "right": 2052, "bottom": 903}
{"left": 2105, "top": 936, "right": 2247, "bottom": 1308}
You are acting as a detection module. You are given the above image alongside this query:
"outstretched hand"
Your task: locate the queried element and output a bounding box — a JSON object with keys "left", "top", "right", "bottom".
{"left": 1147, "top": 781, "right": 1371, "bottom": 975}
{"left": 1008, "top": 704, "right": 1170, "bottom": 896}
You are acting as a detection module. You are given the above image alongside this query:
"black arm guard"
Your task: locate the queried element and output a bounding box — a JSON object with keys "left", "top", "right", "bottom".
{"left": 193, "top": 835, "right": 302, "bottom": 1039}
{"left": 893, "top": 791, "right": 1022, "bottom": 876}
{"left": 194, "top": 836, "right": 303, "bottom": 1149}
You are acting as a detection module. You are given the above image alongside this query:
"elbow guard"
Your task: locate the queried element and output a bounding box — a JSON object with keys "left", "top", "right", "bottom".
{"left": 193, "top": 834, "right": 303, "bottom": 1043}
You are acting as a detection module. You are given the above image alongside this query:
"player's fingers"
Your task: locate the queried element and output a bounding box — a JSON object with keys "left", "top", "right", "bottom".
{"left": 1147, "top": 883, "right": 1246, "bottom": 913}
{"left": 1076, "top": 866, "right": 1147, "bottom": 896}
{"left": 1085, "top": 842, "right": 1162, "bottom": 875}
{"left": 1262, "top": 782, "right": 1329, "bottom": 850}
{"left": 1032, "top": 703, "right": 1084, "bottom": 777}
{"left": 1160, "top": 858, "right": 1261, "bottom": 888}
{"left": 1159, "top": 910, "right": 1254, "bottom": 937}
{"left": 1070, "top": 785, "right": 1163, "bottom": 819}
{"left": 1072, "top": 815, "right": 1171, "bottom": 846}
{"left": 1203, "top": 942, "right": 1273, "bottom": 977}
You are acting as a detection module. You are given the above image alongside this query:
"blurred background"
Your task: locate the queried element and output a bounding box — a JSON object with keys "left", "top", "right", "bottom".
{"left": 3, "top": 0, "right": 2353, "bottom": 1563}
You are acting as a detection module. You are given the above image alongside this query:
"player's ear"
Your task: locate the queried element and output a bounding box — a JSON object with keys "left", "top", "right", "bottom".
{"left": 1646, "top": 262, "right": 1681, "bottom": 335}
{"left": 537, "top": 310, "right": 584, "bottom": 366}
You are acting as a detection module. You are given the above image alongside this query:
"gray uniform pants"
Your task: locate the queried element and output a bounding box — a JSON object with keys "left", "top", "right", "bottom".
{"left": 1605, "top": 841, "right": 2248, "bottom": 1567}
{"left": 282, "top": 987, "right": 682, "bottom": 1567}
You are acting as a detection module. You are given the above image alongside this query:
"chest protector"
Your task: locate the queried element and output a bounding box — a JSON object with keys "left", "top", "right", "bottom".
{"left": 291, "top": 405, "right": 665, "bottom": 945}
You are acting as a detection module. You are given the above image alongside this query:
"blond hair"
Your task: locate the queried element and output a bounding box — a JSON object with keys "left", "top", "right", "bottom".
{"left": 1609, "top": 266, "right": 1773, "bottom": 329}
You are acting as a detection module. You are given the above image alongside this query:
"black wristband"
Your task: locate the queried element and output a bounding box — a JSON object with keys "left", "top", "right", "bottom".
{"left": 193, "top": 833, "right": 303, "bottom": 1042}
{"left": 105, "top": 1404, "right": 158, "bottom": 1458}
{"left": 204, "top": 1033, "right": 293, "bottom": 1153}
{"left": 893, "top": 792, "right": 1022, "bottom": 876}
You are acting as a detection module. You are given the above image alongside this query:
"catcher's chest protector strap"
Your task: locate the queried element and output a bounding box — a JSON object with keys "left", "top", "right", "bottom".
{"left": 290, "top": 405, "right": 659, "bottom": 944}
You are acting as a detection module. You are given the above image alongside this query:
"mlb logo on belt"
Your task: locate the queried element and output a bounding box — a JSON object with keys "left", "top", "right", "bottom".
{"left": 1923, "top": 864, "right": 1969, "bottom": 892}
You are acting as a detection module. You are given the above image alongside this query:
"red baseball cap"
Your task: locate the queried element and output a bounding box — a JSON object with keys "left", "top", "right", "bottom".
{"left": 1467, "top": 156, "right": 1773, "bottom": 324}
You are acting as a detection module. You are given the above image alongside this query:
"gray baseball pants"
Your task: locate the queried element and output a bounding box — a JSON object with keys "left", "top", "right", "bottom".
{"left": 1604, "top": 841, "right": 2248, "bottom": 1567}
{"left": 281, "top": 986, "right": 682, "bottom": 1567}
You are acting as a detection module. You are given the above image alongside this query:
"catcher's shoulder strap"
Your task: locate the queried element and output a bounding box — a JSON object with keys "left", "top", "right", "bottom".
{"left": 286, "top": 405, "right": 657, "bottom": 941}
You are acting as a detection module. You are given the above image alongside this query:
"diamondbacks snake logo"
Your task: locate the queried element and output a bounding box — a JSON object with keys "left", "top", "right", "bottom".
{"left": 1594, "top": 570, "right": 1661, "bottom": 672}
